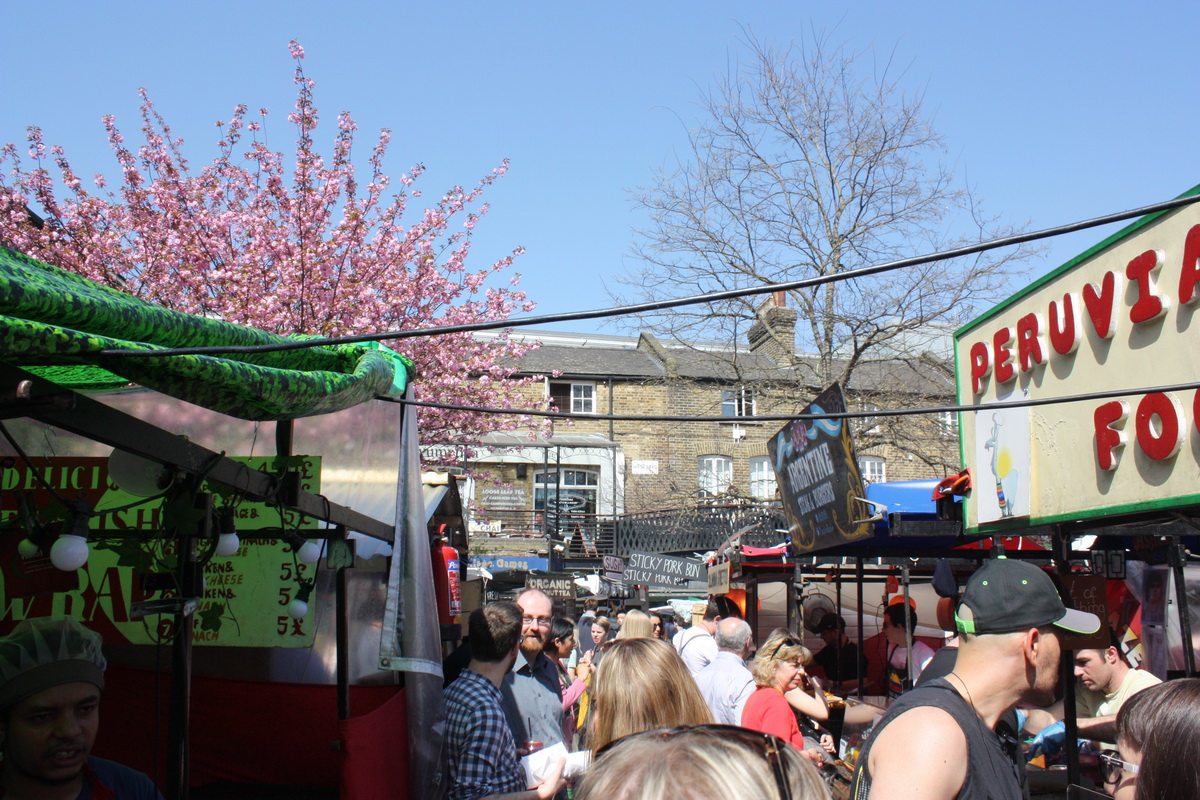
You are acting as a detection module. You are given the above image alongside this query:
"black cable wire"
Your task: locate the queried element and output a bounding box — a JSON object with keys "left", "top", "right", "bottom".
{"left": 97, "top": 192, "right": 1200, "bottom": 358}
{"left": 384, "top": 379, "right": 1200, "bottom": 423}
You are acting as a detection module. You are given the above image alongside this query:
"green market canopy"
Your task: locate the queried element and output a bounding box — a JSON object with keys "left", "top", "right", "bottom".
{"left": 0, "top": 246, "right": 411, "bottom": 420}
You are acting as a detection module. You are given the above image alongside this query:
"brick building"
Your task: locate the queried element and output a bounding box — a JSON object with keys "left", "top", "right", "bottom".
{"left": 451, "top": 299, "right": 960, "bottom": 540}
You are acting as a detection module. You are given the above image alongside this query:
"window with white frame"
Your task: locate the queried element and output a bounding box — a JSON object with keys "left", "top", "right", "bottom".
{"left": 720, "top": 386, "right": 757, "bottom": 417}
{"left": 938, "top": 410, "right": 959, "bottom": 438}
{"left": 857, "top": 402, "right": 881, "bottom": 435}
{"left": 698, "top": 455, "right": 733, "bottom": 497}
{"left": 749, "top": 456, "right": 777, "bottom": 499}
{"left": 858, "top": 455, "right": 886, "bottom": 484}
{"left": 535, "top": 468, "right": 599, "bottom": 515}
{"left": 548, "top": 380, "right": 596, "bottom": 414}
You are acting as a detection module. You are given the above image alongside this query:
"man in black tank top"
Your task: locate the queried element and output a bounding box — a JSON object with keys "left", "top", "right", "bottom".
{"left": 850, "top": 558, "right": 1100, "bottom": 800}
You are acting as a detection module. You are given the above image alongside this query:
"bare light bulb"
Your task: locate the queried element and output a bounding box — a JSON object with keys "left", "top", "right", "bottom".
{"left": 287, "top": 581, "right": 314, "bottom": 619}
{"left": 215, "top": 532, "right": 241, "bottom": 557}
{"left": 50, "top": 535, "right": 89, "bottom": 571}
{"left": 296, "top": 540, "right": 323, "bottom": 565}
{"left": 287, "top": 596, "right": 308, "bottom": 619}
{"left": 17, "top": 539, "right": 40, "bottom": 559}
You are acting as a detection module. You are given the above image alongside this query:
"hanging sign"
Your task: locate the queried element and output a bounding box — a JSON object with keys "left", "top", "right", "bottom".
{"left": 625, "top": 552, "right": 706, "bottom": 590}
{"left": 768, "top": 383, "right": 872, "bottom": 553}
{"left": 955, "top": 190, "right": 1200, "bottom": 532}
{"left": 708, "top": 561, "right": 731, "bottom": 595}
{"left": 0, "top": 455, "right": 321, "bottom": 648}
{"left": 525, "top": 573, "right": 575, "bottom": 599}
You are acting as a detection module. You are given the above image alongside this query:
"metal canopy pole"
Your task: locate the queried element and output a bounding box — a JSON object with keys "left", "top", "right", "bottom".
{"left": 1169, "top": 543, "right": 1197, "bottom": 676}
{"left": 1053, "top": 526, "right": 1082, "bottom": 789}
{"left": 856, "top": 557, "right": 865, "bottom": 699}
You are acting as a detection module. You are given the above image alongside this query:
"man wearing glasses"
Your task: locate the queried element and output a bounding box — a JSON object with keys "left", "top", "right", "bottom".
{"left": 852, "top": 558, "right": 1100, "bottom": 800}
{"left": 500, "top": 589, "right": 566, "bottom": 754}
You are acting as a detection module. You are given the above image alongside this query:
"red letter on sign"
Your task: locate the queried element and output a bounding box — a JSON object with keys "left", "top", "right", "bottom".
{"left": 1016, "top": 313, "right": 1046, "bottom": 373}
{"left": 993, "top": 327, "right": 1016, "bottom": 384}
{"left": 1082, "top": 270, "right": 1120, "bottom": 339}
{"left": 1136, "top": 392, "right": 1183, "bottom": 461}
{"left": 1048, "top": 292, "right": 1081, "bottom": 355}
{"left": 969, "top": 341, "right": 991, "bottom": 396}
{"left": 1094, "top": 401, "right": 1129, "bottom": 471}
{"left": 1125, "top": 249, "right": 1168, "bottom": 324}
{"left": 1180, "top": 224, "right": 1200, "bottom": 306}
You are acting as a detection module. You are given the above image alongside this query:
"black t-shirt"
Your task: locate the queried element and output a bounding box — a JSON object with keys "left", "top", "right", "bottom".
{"left": 814, "top": 639, "right": 867, "bottom": 683}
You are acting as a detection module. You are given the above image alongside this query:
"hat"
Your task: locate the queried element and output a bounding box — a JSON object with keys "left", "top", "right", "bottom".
{"left": 0, "top": 617, "right": 106, "bottom": 710}
{"left": 814, "top": 614, "right": 843, "bottom": 633}
{"left": 955, "top": 558, "right": 1100, "bottom": 636}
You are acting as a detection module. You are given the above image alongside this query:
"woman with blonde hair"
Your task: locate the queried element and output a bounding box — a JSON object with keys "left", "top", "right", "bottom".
{"left": 742, "top": 629, "right": 829, "bottom": 755}
{"left": 588, "top": 637, "right": 712, "bottom": 753}
{"left": 576, "top": 723, "right": 831, "bottom": 800}
{"left": 615, "top": 608, "right": 654, "bottom": 639}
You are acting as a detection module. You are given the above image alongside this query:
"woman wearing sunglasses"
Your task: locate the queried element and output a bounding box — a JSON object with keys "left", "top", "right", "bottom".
{"left": 576, "top": 724, "right": 831, "bottom": 800}
{"left": 741, "top": 630, "right": 830, "bottom": 762}
{"left": 587, "top": 637, "right": 713, "bottom": 754}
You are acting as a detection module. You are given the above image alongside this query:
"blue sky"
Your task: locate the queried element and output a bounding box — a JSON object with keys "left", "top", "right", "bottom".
{"left": 5, "top": 2, "right": 1199, "bottom": 336}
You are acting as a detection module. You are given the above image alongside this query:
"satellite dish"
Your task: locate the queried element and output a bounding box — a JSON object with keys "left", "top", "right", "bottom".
{"left": 801, "top": 592, "right": 837, "bottom": 634}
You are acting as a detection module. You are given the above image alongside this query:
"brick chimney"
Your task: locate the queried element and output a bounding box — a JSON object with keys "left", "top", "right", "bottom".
{"left": 747, "top": 291, "right": 797, "bottom": 366}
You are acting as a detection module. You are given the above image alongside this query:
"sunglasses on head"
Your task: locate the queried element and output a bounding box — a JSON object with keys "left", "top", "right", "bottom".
{"left": 595, "top": 724, "right": 795, "bottom": 800}
{"left": 767, "top": 635, "right": 801, "bottom": 661}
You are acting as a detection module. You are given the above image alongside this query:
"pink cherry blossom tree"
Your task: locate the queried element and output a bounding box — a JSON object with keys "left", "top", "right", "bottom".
{"left": 0, "top": 40, "right": 544, "bottom": 448}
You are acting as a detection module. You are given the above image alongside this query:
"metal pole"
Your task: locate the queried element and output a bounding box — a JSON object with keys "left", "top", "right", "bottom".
{"left": 336, "top": 563, "right": 350, "bottom": 720}
{"left": 856, "top": 557, "right": 865, "bottom": 700}
{"left": 1053, "top": 526, "right": 1081, "bottom": 788}
{"left": 901, "top": 564, "right": 915, "bottom": 690}
{"left": 1170, "top": 543, "right": 1197, "bottom": 676}
{"left": 166, "top": 493, "right": 207, "bottom": 800}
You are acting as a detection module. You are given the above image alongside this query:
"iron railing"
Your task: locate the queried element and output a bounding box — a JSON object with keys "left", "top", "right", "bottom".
{"left": 469, "top": 502, "right": 788, "bottom": 558}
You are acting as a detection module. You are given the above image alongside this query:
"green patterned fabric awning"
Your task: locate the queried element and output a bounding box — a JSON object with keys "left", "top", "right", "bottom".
{"left": 0, "top": 246, "right": 411, "bottom": 420}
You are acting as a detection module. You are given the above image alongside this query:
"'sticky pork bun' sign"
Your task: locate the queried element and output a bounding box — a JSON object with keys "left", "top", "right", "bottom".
{"left": 955, "top": 188, "right": 1200, "bottom": 532}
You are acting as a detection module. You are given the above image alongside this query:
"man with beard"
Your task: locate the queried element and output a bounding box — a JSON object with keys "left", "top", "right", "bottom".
{"left": 0, "top": 617, "right": 163, "bottom": 800}
{"left": 851, "top": 558, "right": 1100, "bottom": 800}
{"left": 500, "top": 589, "right": 565, "bottom": 752}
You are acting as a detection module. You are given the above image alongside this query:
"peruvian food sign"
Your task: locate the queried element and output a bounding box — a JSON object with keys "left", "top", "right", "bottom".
{"left": 955, "top": 186, "right": 1200, "bottom": 532}
{"left": 768, "top": 383, "right": 872, "bottom": 553}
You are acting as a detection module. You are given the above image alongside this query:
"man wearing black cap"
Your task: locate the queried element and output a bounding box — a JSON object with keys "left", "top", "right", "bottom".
{"left": 0, "top": 616, "right": 163, "bottom": 799}
{"left": 812, "top": 615, "right": 867, "bottom": 690}
{"left": 850, "top": 558, "right": 1100, "bottom": 800}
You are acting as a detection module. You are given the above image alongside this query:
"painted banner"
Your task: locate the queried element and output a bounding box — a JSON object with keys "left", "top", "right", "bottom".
{"left": 768, "top": 383, "right": 872, "bottom": 553}
{"left": 0, "top": 455, "right": 321, "bottom": 647}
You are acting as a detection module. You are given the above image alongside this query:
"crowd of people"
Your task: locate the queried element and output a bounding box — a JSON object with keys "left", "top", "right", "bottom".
{"left": 443, "top": 559, "right": 1200, "bottom": 800}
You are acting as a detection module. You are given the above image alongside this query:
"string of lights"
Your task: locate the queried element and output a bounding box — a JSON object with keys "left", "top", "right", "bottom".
{"left": 97, "top": 192, "right": 1200, "bottom": 358}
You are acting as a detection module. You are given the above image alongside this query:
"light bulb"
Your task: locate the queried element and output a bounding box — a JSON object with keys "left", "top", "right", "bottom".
{"left": 108, "top": 449, "right": 173, "bottom": 497}
{"left": 287, "top": 597, "right": 309, "bottom": 619}
{"left": 215, "top": 532, "right": 240, "bottom": 557}
{"left": 50, "top": 535, "right": 89, "bottom": 571}
{"left": 17, "top": 539, "right": 40, "bottom": 559}
{"left": 297, "top": 540, "right": 323, "bottom": 565}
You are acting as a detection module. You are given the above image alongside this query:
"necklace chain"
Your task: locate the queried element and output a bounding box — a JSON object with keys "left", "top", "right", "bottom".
{"left": 949, "top": 670, "right": 976, "bottom": 710}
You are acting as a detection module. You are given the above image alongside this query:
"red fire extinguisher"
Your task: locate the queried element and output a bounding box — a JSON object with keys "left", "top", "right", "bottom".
{"left": 431, "top": 525, "right": 462, "bottom": 627}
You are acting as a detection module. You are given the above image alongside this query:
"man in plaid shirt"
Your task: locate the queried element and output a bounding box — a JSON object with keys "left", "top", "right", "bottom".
{"left": 444, "top": 601, "right": 564, "bottom": 800}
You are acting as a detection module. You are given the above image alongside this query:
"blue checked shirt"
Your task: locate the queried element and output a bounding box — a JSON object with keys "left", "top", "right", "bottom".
{"left": 444, "top": 669, "right": 526, "bottom": 800}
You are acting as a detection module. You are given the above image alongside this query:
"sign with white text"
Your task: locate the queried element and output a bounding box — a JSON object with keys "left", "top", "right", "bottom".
{"left": 625, "top": 552, "right": 706, "bottom": 590}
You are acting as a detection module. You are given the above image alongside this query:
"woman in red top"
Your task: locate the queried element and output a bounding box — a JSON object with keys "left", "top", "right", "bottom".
{"left": 741, "top": 629, "right": 829, "bottom": 765}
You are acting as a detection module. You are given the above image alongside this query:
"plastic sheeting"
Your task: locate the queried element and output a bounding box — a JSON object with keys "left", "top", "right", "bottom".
{"left": 379, "top": 385, "right": 446, "bottom": 798}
